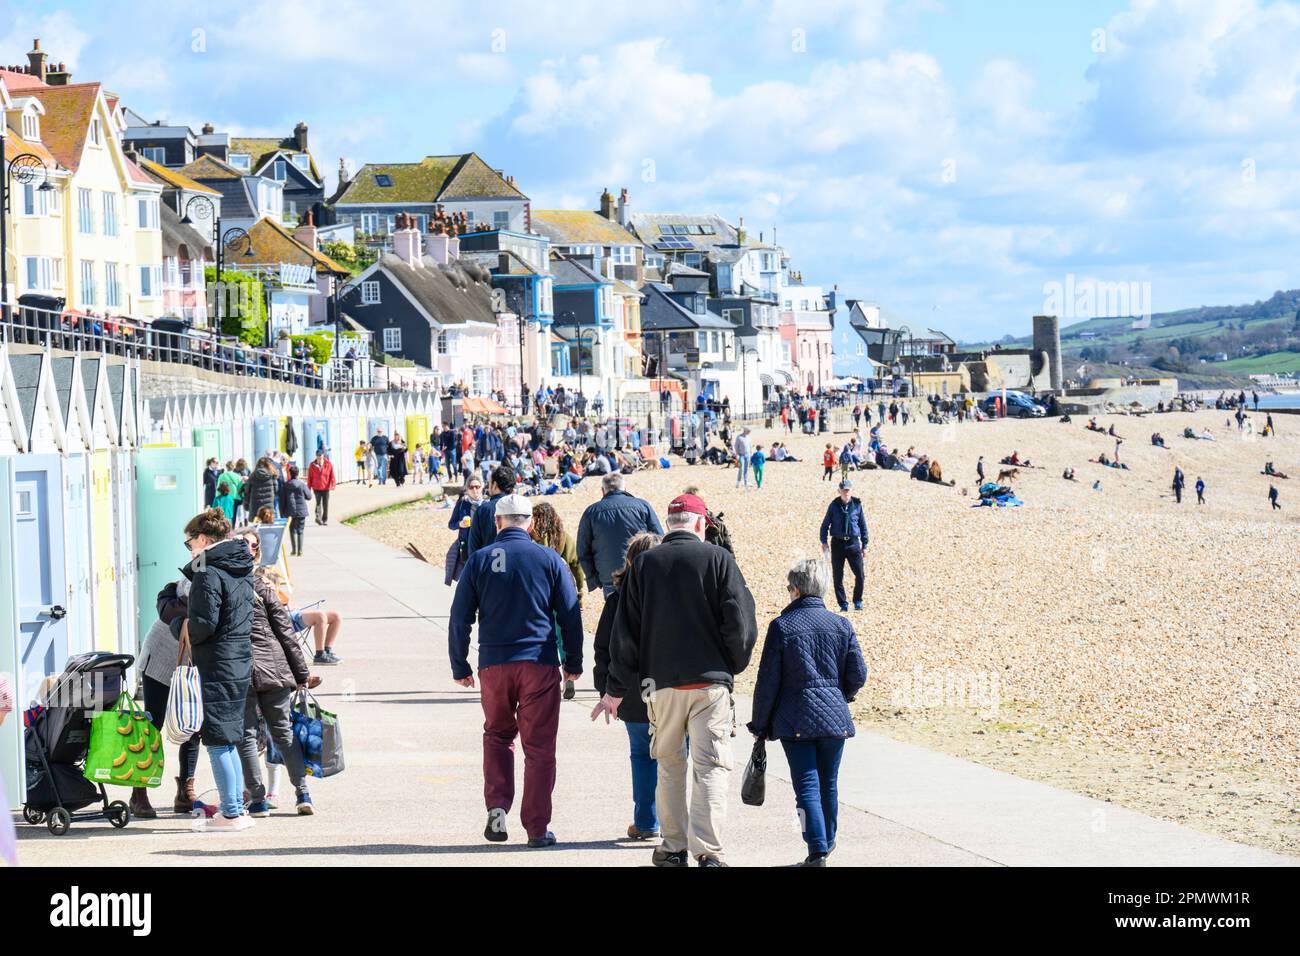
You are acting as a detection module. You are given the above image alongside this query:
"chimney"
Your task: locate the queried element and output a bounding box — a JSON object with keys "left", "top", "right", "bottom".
{"left": 46, "top": 60, "right": 72, "bottom": 86}
{"left": 26, "top": 39, "right": 47, "bottom": 84}
{"left": 202, "top": 122, "right": 214, "bottom": 135}
{"left": 294, "top": 121, "right": 308, "bottom": 152}
{"left": 616, "top": 188, "right": 629, "bottom": 226}
{"left": 498, "top": 253, "right": 511, "bottom": 274}
{"left": 598, "top": 188, "right": 615, "bottom": 220}
{"left": 293, "top": 208, "right": 318, "bottom": 251}
{"left": 337, "top": 157, "right": 351, "bottom": 188}
{"left": 737, "top": 216, "right": 746, "bottom": 246}
{"left": 392, "top": 212, "right": 424, "bottom": 266}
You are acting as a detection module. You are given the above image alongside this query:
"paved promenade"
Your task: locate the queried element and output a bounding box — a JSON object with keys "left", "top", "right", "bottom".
{"left": 12, "top": 485, "right": 1296, "bottom": 866}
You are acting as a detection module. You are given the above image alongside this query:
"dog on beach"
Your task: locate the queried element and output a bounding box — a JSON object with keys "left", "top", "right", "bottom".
{"left": 996, "top": 467, "right": 1020, "bottom": 483}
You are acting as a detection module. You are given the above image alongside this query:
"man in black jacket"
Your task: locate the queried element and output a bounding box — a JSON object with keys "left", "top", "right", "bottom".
{"left": 602, "top": 493, "right": 758, "bottom": 867}
{"left": 577, "top": 473, "right": 664, "bottom": 597}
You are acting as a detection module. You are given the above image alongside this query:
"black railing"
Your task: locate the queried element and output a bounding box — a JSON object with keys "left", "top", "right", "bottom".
{"left": 1, "top": 304, "right": 371, "bottom": 392}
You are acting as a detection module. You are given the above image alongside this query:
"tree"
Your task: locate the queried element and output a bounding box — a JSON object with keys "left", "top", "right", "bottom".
{"left": 204, "top": 268, "right": 267, "bottom": 346}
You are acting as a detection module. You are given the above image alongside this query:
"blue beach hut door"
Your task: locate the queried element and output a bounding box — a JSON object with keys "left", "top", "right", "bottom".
{"left": 8, "top": 455, "right": 71, "bottom": 706}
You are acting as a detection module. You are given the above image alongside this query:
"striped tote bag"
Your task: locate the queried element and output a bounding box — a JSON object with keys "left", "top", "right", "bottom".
{"left": 164, "top": 636, "right": 204, "bottom": 744}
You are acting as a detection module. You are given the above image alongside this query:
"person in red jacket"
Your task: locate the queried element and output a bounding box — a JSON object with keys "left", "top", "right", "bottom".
{"left": 307, "top": 449, "right": 337, "bottom": 525}
{"left": 822, "top": 444, "right": 837, "bottom": 481}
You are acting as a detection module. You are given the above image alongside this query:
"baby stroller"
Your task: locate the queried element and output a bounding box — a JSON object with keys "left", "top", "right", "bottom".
{"left": 22, "top": 651, "right": 136, "bottom": 835}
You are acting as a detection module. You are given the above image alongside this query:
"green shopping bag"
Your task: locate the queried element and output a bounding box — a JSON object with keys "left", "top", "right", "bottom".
{"left": 83, "top": 691, "right": 165, "bottom": 788}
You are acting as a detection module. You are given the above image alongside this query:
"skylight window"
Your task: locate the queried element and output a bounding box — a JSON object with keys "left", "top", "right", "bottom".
{"left": 375, "top": 174, "right": 393, "bottom": 187}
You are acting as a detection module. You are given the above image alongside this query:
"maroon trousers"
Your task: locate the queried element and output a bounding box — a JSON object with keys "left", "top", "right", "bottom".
{"left": 479, "top": 661, "right": 561, "bottom": 839}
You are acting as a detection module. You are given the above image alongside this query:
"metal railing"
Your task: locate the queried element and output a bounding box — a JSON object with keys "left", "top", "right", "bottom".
{"left": 0, "top": 303, "right": 371, "bottom": 392}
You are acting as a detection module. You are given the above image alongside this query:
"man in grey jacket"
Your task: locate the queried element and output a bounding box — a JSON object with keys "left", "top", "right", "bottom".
{"left": 577, "top": 473, "right": 664, "bottom": 598}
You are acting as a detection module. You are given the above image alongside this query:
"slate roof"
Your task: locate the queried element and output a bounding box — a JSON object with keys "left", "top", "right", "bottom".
{"left": 627, "top": 213, "right": 739, "bottom": 253}
{"left": 8, "top": 353, "right": 42, "bottom": 438}
{"left": 180, "top": 153, "right": 244, "bottom": 181}
{"left": 25, "top": 82, "right": 103, "bottom": 171}
{"left": 639, "top": 284, "right": 731, "bottom": 332}
{"left": 548, "top": 254, "right": 608, "bottom": 287}
{"left": 374, "top": 254, "right": 498, "bottom": 328}
{"left": 138, "top": 156, "right": 221, "bottom": 195}
{"left": 460, "top": 249, "right": 539, "bottom": 277}
{"left": 335, "top": 153, "right": 526, "bottom": 205}
{"left": 230, "top": 136, "right": 321, "bottom": 181}
{"left": 226, "top": 218, "right": 349, "bottom": 275}
{"left": 49, "top": 356, "right": 76, "bottom": 425}
{"left": 532, "top": 210, "right": 638, "bottom": 246}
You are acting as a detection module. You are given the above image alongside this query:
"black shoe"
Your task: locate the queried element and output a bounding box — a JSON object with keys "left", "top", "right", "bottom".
{"left": 484, "top": 808, "right": 508, "bottom": 843}
{"left": 652, "top": 849, "right": 689, "bottom": 868}
{"left": 526, "top": 831, "right": 556, "bottom": 848}
{"left": 796, "top": 854, "right": 828, "bottom": 867}
{"left": 697, "top": 855, "right": 728, "bottom": 868}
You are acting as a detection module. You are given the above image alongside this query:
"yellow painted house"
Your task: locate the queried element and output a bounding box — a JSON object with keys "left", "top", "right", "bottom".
{"left": 3, "top": 75, "right": 165, "bottom": 320}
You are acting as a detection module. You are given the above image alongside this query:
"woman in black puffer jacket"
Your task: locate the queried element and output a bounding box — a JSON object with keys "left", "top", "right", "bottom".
{"left": 233, "top": 528, "right": 318, "bottom": 817}
{"left": 183, "top": 508, "right": 256, "bottom": 831}
{"left": 243, "top": 458, "right": 280, "bottom": 519}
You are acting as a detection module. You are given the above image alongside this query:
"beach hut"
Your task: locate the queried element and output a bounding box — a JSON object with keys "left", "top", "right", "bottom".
{"left": 9, "top": 352, "right": 68, "bottom": 455}
{"left": 134, "top": 446, "right": 204, "bottom": 644}
{"left": 80, "top": 357, "right": 117, "bottom": 451}
{"left": 48, "top": 357, "right": 96, "bottom": 658}
{"left": 112, "top": 444, "right": 138, "bottom": 658}
{"left": 0, "top": 345, "right": 28, "bottom": 455}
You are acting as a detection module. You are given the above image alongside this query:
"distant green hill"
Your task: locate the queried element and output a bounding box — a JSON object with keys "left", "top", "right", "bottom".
{"left": 964, "top": 289, "right": 1300, "bottom": 381}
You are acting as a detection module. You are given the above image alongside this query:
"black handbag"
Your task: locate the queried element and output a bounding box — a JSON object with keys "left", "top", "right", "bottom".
{"left": 740, "top": 738, "right": 767, "bottom": 806}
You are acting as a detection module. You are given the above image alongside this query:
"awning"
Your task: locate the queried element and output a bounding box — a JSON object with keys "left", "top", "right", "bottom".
{"left": 773, "top": 369, "right": 794, "bottom": 384}
{"left": 462, "top": 396, "right": 508, "bottom": 415}
{"left": 759, "top": 373, "right": 775, "bottom": 387}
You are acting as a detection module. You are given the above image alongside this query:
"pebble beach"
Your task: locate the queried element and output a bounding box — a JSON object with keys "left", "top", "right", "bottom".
{"left": 351, "top": 407, "right": 1299, "bottom": 855}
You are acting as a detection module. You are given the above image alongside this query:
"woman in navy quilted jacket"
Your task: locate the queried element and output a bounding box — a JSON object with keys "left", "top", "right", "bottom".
{"left": 747, "top": 559, "right": 868, "bottom": 867}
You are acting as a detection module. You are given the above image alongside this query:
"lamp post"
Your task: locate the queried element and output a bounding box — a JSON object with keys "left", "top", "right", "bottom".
{"left": 575, "top": 325, "right": 601, "bottom": 414}
{"left": 0, "top": 144, "right": 56, "bottom": 327}
{"left": 739, "top": 345, "right": 758, "bottom": 420}
{"left": 180, "top": 195, "right": 254, "bottom": 337}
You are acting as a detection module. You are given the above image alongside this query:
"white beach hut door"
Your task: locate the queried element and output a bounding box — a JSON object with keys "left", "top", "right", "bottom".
{"left": 10, "top": 455, "right": 70, "bottom": 701}
{"left": 61, "top": 454, "right": 95, "bottom": 657}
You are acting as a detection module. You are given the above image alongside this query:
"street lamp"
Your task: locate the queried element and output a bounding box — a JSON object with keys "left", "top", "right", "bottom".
{"left": 180, "top": 195, "right": 254, "bottom": 336}
{"left": 0, "top": 146, "right": 55, "bottom": 326}
{"left": 739, "top": 345, "right": 758, "bottom": 420}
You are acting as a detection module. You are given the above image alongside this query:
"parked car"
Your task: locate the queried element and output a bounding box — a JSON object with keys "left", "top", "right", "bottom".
{"left": 980, "top": 391, "right": 1046, "bottom": 418}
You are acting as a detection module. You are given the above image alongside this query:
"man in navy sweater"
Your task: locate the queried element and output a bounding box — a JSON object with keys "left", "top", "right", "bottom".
{"left": 449, "top": 493, "right": 583, "bottom": 849}
{"left": 819, "top": 479, "right": 870, "bottom": 611}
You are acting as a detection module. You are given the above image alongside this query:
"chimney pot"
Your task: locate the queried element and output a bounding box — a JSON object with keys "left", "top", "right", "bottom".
{"left": 294, "top": 121, "right": 308, "bottom": 152}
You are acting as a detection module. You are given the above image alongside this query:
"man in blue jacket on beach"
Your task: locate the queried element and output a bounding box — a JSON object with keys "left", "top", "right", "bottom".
{"left": 819, "top": 479, "right": 870, "bottom": 612}
{"left": 449, "top": 493, "right": 583, "bottom": 850}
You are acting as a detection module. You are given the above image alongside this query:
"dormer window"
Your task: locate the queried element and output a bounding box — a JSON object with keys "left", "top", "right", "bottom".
{"left": 291, "top": 154, "right": 310, "bottom": 171}
{"left": 374, "top": 174, "right": 393, "bottom": 187}
{"left": 230, "top": 154, "right": 251, "bottom": 171}
{"left": 21, "top": 113, "right": 39, "bottom": 140}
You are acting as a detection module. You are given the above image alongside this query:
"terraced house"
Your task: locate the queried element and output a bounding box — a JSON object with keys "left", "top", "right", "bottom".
{"left": 2, "top": 41, "right": 165, "bottom": 321}
{"left": 329, "top": 153, "right": 529, "bottom": 245}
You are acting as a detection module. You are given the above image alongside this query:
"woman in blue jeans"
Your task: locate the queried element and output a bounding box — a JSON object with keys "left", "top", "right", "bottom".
{"left": 591, "top": 531, "right": 663, "bottom": 840}
{"left": 183, "top": 507, "right": 257, "bottom": 832}
{"left": 748, "top": 558, "right": 868, "bottom": 866}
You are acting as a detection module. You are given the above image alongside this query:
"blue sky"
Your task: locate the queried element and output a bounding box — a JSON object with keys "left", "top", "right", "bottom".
{"left": 4, "top": 0, "right": 1298, "bottom": 340}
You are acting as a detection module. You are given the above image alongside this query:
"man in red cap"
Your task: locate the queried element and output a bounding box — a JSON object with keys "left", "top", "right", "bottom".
{"left": 600, "top": 492, "right": 757, "bottom": 867}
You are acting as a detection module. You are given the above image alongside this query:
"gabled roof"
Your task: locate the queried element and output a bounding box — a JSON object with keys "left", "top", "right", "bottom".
{"left": 123, "top": 155, "right": 156, "bottom": 186}
{"left": 335, "top": 152, "right": 526, "bottom": 205}
{"left": 639, "top": 284, "right": 731, "bottom": 332}
{"left": 9, "top": 352, "right": 43, "bottom": 434}
{"left": 461, "top": 249, "right": 539, "bottom": 277}
{"left": 531, "top": 210, "right": 637, "bottom": 246}
{"left": 549, "top": 253, "right": 608, "bottom": 287}
{"left": 25, "top": 82, "right": 103, "bottom": 171}
{"left": 366, "top": 253, "right": 497, "bottom": 328}
{"left": 230, "top": 136, "right": 321, "bottom": 181}
{"left": 227, "top": 217, "right": 349, "bottom": 276}
{"left": 138, "top": 156, "right": 221, "bottom": 195}
{"left": 2, "top": 126, "right": 58, "bottom": 168}
{"left": 48, "top": 356, "right": 77, "bottom": 426}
